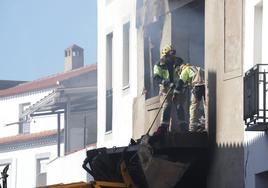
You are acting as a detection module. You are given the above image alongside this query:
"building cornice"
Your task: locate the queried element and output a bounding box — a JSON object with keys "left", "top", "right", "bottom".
{"left": 0, "top": 64, "right": 96, "bottom": 98}
{"left": 0, "top": 130, "right": 64, "bottom": 153}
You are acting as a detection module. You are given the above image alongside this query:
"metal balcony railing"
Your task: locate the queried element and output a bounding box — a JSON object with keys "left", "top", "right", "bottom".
{"left": 244, "top": 64, "right": 268, "bottom": 131}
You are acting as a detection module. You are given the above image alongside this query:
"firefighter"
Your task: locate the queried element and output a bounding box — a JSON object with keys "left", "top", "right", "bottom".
{"left": 175, "top": 63, "right": 206, "bottom": 132}
{"left": 153, "top": 45, "right": 186, "bottom": 135}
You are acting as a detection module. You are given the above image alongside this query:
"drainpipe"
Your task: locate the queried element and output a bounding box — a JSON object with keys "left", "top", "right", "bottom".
{"left": 84, "top": 114, "right": 86, "bottom": 148}
{"left": 57, "top": 113, "right": 61, "bottom": 157}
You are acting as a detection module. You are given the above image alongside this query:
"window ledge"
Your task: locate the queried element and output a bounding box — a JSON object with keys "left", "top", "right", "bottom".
{"left": 122, "top": 84, "right": 130, "bottom": 91}
{"left": 145, "top": 96, "right": 160, "bottom": 111}
{"left": 105, "top": 130, "right": 112, "bottom": 135}
{"left": 145, "top": 96, "right": 160, "bottom": 106}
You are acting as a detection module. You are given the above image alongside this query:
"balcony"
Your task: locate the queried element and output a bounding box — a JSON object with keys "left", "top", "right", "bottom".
{"left": 244, "top": 64, "right": 268, "bottom": 131}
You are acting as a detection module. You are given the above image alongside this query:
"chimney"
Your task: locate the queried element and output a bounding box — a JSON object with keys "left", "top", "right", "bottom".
{"left": 64, "top": 44, "right": 84, "bottom": 72}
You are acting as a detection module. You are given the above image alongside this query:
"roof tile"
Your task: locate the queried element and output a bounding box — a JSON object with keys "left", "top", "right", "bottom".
{"left": 0, "top": 129, "right": 60, "bottom": 145}
{"left": 0, "top": 64, "right": 96, "bottom": 97}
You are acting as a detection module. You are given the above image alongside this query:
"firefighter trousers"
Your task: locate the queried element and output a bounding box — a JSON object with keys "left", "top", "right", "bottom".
{"left": 189, "top": 85, "right": 206, "bottom": 130}
{"left": 159, "top": 89, "right": 188, "bottom": 132}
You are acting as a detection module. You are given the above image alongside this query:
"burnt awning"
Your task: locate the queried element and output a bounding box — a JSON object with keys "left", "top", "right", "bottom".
{"left": 20, "top": 86, "right": 97, "bottom": 118}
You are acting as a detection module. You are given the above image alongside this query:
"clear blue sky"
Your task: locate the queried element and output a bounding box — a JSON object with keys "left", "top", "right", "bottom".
{"left": 0, "top": 0, "right": 97, "bottom": 81}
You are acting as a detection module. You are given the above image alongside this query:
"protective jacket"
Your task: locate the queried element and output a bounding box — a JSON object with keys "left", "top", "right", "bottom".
{"left": 153, "top": 57, "right": 183, "bottom": 87}
{"left": 179, "top": 65, "right": 205, "bottom": 86}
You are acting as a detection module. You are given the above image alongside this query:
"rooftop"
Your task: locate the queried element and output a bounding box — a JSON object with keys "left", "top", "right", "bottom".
{"left": 66, "top": 44, "right": 84, "bottom": 50}
{"left": 0, "top": 64, "right": 96, "bottom": 98}
{"left": 0, "top": 129, "right": 59, "bottom": 145}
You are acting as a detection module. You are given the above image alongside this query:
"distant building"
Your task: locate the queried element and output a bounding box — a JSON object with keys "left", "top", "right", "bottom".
{"left": 0, "top": 45, "right": 97, "bottom": 187}
{"left": 64, "top": 44, "right": 84, "bottom": 72}
{"left": 0, "top": 80, "right": 27, "bottom": 90}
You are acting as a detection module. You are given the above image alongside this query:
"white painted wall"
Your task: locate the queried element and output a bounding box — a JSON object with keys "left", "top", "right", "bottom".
{"left": 0, "top": 88, "right": 61, "bottom": 137}
{"left": 97, "top": 0, "right": 138, "bottom": 148}
{"left": 0, "top": 144, "right": 58, "bottom": 188}
{"left": 46, "top": 145, "right": 95, "bottom": 185}
{"left": 262, "top": 0, "right": 268, "bottom": 64}
{"left": 0, "top": 88, "right": 66, "bottom": 188}
{"left": 244, "top": 0, "right": 268, "bottom": 187}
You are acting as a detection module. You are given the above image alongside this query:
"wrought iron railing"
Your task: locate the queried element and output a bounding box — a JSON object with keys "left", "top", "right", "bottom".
{"left": 0, "top": 164, "right": 9, "bottom": 188}
{"left": 244, "top": 64, "right": 268, "bottom": 131}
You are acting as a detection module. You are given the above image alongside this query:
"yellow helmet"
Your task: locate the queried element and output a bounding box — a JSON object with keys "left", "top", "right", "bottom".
{"left": 178, "top": 63, "right": 190, "bottom": 74}
{"left": 161, "top": 45, "right": 176, "bottom": 58}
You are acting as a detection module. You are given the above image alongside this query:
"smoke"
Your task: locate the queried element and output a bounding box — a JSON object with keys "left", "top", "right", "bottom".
{"left": 137, "top": 0, "right": 205, "bottom": 98}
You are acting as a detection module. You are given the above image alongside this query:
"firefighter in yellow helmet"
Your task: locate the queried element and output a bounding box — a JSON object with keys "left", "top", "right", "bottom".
{"left": 175, "top": 63, "right": 206, "bottom": 132}
{"left": 153, "top": 45, "right": 186, "bottom": 135}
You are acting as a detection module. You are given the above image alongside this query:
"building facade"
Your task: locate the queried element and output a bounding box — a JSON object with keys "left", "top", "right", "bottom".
{"left": 0, "top": 45, "right": 97, "bottom": 187}
{"left": 244, "top": 0, "right": 268, "bottom": 187}
{"left": 98, "top": 0, "right": 268, "bottom": 188}
{"left": 97, "top": 0, "right": 138, "bottom": 147}
{"left": 97, "top": 0, "right": 268, "bottom": 187}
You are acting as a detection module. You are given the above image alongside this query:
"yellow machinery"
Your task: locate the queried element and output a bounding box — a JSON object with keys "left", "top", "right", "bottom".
{"left": 91, "top": 161, "right": 137, "bottom": 188}
{"left": 38, "top": 181, "right": 126, "bottom": 188}
{"left": 37, "top": 182, "right": 92, "bottom": 188}
{"left": 91, "top": 181, "right": 126, "bottom": 188}
{"left": 38, "top": 161, "right": 137, "bottom": 188}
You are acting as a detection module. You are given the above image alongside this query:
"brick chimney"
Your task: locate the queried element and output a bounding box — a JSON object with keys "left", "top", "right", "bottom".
{"left": 64, "top": 44, "right": 84, "bottom": 72}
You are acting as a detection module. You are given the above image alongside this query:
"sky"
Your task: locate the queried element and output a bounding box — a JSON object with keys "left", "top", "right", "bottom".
{"left": 0, "top": 0, "right": 97, "bottom": 81}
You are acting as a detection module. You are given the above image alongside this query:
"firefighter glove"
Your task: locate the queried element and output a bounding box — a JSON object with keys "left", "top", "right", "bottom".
{"left": 169, "top": 83, "right": 175, "bottom": 89}
{"left": 161, "top": 80, "right": 170, "bottom": 87}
